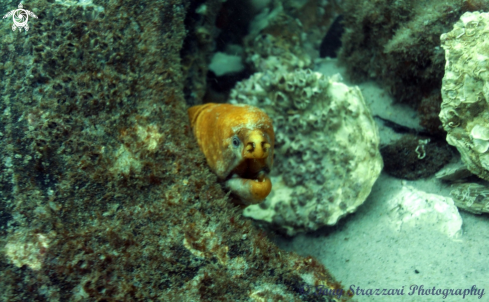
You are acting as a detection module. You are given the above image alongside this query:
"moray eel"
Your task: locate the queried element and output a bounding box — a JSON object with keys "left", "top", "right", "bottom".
{"left": 188, "top": 103, "right": 274, "bottom": 204}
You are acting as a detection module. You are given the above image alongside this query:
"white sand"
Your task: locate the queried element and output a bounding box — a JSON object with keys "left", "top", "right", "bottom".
{"left": 275, "top": 173, "right": 489, "bottom": 301}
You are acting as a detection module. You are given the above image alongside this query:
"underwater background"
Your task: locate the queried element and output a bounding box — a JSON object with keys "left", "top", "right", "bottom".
{"left": 1, "top": 0, "right": 489, "bottom": 301}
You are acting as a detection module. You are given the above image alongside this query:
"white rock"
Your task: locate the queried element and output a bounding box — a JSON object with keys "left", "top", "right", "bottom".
{"left": 387, "top": 185, "right": 462, "bottom": 238}
{"left": 208, "top": 52, "right": 244, "bottom": 77}
{"left": 235, "top": 70, "right": 382, "bottom": 235}
{"left": 439, "top": 11, "right": 489, "bottom": 180}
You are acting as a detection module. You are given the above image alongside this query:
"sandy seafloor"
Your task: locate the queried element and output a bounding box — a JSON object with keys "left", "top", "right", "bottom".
{"left": 270, "top": 59, "right": 489, "bottom": 302}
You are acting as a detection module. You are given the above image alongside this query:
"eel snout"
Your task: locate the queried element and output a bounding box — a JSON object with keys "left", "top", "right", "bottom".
{"left": 243, "top": 129, "right": 271, "bottom": 159}
{"left": 227, "top": 129, "right": 273, "bottom": 204}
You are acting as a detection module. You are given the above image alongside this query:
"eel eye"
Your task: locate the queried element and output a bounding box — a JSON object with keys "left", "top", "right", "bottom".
{"left": 232, "top": 136, "right": 240, "bottom": 148}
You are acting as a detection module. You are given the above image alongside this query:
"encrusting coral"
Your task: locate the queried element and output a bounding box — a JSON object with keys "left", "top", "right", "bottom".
{"left": 188, "top": 103, "right": 275, "bottom": 204}
{"left": 244, "top": 0, "right": 338, "bottom": 74}
{"left": 230, "top": 69, "right": 382, "bottom": 235}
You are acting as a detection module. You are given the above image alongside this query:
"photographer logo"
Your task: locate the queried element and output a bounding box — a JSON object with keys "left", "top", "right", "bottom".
{"left": 3, "top": 3, "right": 38, "bottom": 32}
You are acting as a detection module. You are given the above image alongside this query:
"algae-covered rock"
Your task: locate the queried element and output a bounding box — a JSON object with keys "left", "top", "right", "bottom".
{"left": 339, "top": 0, "right": 489, "bottom": 107}
{"left": 0, "top": 0, "right": 349, "bottom": 301}
{"left": 381, "top": 135, "right": 453, "bottom": 180}
{"left": 439, "top": 11, "right": 489, "bottom": 181}
{"left": 231, "top": 70, "right": 382, "bottom": 235}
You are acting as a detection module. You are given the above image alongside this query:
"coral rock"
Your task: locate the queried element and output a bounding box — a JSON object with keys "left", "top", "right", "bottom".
{"left": 231, "top": 69, "right": 383, "bottom": 235}
{"left": 439, "top": 11, "right": 489, "bottom": 181}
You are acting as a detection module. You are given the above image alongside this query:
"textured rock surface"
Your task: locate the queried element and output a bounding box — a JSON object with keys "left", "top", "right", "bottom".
{"left": 230, "top": 70, "right": 382, "bottom": 235}
{"left": 450, "top": 182, "right": 489, "bottom": 215}
{"left": 0, "top": 0, "right": 349, "bottom": 301}
{"left": 435, "top": 160, "right": 473, "bottom": 182}
{"left": 439, "top": 11, "right": 489, "bottom": 182}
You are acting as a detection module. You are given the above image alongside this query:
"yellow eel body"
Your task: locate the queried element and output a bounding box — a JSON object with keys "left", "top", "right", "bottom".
{"left": 188, "top": 103, "right": 274, "bottom": 204}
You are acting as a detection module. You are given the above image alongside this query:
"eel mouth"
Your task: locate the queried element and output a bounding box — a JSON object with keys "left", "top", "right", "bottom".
{"left": 228, "top": 158, "right": 270, "bottom": 183}
{"left": 228, "top": 169, "right": 268, "bottom": 183}
{"left": 224, "top": 160, "right": 272, "bottom": 204}
{"left": 225, "top": 172, "right": 272, "bottom": 204}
